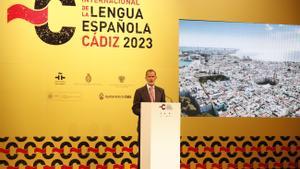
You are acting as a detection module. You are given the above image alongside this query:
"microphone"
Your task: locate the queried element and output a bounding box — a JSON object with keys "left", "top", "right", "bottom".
{"left": 166, "top": 95, "right": 173, "bottom": 102}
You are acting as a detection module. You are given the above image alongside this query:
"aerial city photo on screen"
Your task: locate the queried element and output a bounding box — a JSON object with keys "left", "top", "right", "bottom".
{"left": 179, "top": 20, "right": 300, "bottom": 117}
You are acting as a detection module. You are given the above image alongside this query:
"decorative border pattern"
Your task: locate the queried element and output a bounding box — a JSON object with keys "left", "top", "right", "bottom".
{"left": 0, "top": 136, "right": 299, "bottom": 169}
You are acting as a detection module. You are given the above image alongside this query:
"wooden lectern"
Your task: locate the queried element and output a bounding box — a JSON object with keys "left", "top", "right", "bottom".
{"left": 140, "top": 102, "right": 181, "bottom": 169}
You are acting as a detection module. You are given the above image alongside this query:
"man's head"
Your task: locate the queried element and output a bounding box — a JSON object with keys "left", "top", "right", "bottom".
{"left": 145, "top": 69, "right": 157, "bottom": 86}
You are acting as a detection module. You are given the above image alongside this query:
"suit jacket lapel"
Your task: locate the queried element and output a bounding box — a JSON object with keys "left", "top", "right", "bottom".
{"left": 155, "top": 87, "right": 161, "bottom": 102}
{"left": 142, "top": 85, "right": 151, "bottom": 102}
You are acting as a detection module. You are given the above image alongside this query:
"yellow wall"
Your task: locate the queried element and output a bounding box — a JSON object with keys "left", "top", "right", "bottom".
{"left": 0, "top": 0, "right": 299, "bottom": 137}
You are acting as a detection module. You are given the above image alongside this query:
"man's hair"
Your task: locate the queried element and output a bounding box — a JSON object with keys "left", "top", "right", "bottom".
{"left": 145, "top": 69, "right": 156, "bottom": 76}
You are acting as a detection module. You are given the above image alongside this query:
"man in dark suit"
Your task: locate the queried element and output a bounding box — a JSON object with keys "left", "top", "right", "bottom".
{"left": 131, "top": 69, "right": 166, "bottom": 168}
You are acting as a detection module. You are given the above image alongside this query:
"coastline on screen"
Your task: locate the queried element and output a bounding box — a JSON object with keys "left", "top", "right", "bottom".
{"left": 179, "top": 20, "right": 300, "bottom": 118}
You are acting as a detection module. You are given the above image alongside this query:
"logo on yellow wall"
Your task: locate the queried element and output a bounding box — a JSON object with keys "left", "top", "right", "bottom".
{"left": 7, "top": 0, "right": 76, "bottom": 45}
{"left": 118, "top": 75, "right": 125, "bottom": 83}
{"left": 55, "top": 72, "right": 66, "bottom": 85}
{"left": 99, "top": 93, "right": 105, "bottom": 100}
{"left": 85, "top": 73, "right": 92, "bottom": 83}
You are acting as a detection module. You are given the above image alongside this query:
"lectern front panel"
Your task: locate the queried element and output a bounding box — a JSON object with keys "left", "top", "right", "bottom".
{"left": 141, "top": 103, "right": 181, "bottom": 169}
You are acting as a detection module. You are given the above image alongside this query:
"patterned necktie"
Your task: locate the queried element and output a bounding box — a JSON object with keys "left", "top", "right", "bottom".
{"left": 149, "top": 86, "right": 155, "bottom": 102}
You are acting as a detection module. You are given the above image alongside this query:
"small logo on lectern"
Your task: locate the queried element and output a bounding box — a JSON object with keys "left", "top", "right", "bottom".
{"left": 166, "top": 104, "right": 173, "bottom": 110}
{"left": 159, "top": 104, "right": 166, "bottom": 110}
{"left": 159, "top": 103, "right": 173, "bottom": 111}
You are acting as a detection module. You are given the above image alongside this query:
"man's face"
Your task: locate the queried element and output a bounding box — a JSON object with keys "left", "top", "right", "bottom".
{"left": 145, "top": 71, "right": 157, "bottom": 86}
